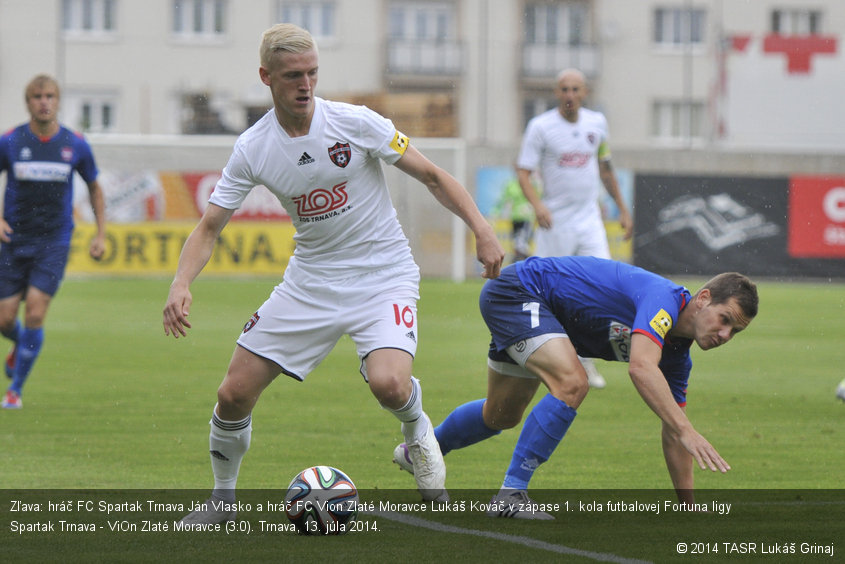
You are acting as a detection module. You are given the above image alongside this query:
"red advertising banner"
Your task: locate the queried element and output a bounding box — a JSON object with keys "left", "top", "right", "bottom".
{"left": 788, "top": 176, "right": 845, "bottom": 258}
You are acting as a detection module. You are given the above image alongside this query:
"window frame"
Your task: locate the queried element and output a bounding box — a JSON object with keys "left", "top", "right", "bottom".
{"left": 61, "top": 0, "right": 118, "bottom": 39}
{"left": 653, "top": 6, "right": 707, "bottom": 49}
{"left": 387, "top": 1, "right": 457, "bottom": 42}
{"left": 771, "top": 8, "right": 823, "bottom": 35}
{"left": 277, "top": 1, "right": 337, "bottom": 42}
{"left": 171, "top": 0, "right": 228, "bottom": 41}
{"left": 524, "top": 1, "right": 593, "bottom": 46}
{"left": 63, "top": 91, "right": 120, "bottom": 133}
{"left": 651, "top": 99, "right": 706, "bottom": 144}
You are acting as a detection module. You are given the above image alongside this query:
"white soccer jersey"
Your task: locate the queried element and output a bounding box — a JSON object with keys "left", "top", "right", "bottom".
{"left": 517, "top": 107, "right": 609, "bottom": 218}
{"left": 210, "top": 97, "right": 418, "bottom": 284}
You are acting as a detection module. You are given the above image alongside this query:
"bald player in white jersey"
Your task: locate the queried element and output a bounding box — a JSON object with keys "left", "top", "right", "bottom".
{"left": 516, "top": 68, "right": 633, "bottom": 389}
{"left": 163, "top": 23, "right": 504, "bottom": 523}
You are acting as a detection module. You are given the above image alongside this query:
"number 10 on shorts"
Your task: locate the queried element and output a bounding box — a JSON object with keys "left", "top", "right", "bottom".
{"left": 393, "top": 304, "right": 414, "bottom": 328}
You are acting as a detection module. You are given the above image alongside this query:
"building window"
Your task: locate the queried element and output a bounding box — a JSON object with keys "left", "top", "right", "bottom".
{"left": 277, "top": 1, "right": 336, "bottom": 41}
{"left": 64, "top": 92, "right": 118, "bottom": 133}
{"left": 62, "top": 0, "right": 117, "bottom": 34}
{"left": 651, "top": 100, "right": 705, "bottom": 142}
{"left": 386, "top": 1, "right": 461, "bottom": 76}
{"left": 521, "top": 2, "right": 597, "bottom": 78}
{"left": 388, "top": 1, "right": 455, "bottom": 41}
{"left": 524, "top": 1, "right": 592, "bottom": 46}
{"left": 172, "top": 0, "right": 226, "bottom": 37}
{"left": 181, "top": 92, "right": 237, "bottom": 134}
{"left": 771, "top": 9, "right": 822, "bottom": 34}
{"left": 653, "top": 6, "right": 706, "bottom": 46}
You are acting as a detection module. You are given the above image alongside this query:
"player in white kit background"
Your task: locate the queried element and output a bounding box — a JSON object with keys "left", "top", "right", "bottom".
{"left": 162, "top": 23, "right": 504, "bottom": 522}
{"left": 516, "top": 68, "right": 633, "bottom": 389}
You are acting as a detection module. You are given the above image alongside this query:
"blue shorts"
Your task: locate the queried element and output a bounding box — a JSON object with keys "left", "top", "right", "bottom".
{"left": 0, "top": 240, "right": 70, "bottom": 298}
{"left": 479, "top": 265, "right": 566, "bottom": 364}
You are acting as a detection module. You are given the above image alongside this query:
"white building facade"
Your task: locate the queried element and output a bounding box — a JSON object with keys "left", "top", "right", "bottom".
{"left": 0, "top": 0, "right": 842, "bottom": 153}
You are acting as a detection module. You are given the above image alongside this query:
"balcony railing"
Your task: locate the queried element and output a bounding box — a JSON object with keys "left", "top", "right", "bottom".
{"left": 521, "top": 42, "right": 599, "bottom": 78}
{"left": 385, "top": 38, "right": 463, "bottom": 76}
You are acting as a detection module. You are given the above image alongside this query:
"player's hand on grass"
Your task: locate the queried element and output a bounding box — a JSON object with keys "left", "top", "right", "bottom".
{"left": 163, "top": 285, "right": 193, "bottom": 338}
{"left": 681, "top": 429, "right": 731, "bottom": 473}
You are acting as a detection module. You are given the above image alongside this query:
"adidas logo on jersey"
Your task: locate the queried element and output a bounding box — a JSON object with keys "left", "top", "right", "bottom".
{"left": 297, "top": 152, "right": 315, "bottom": 166}
{"left": 405, "top": 331, "right": 416, "bottom": 343}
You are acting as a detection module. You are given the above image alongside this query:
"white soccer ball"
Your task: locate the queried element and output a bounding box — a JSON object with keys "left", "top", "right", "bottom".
{"left": 285, "top": 466, "right": 358, "bottom": 535}
{"left": 836, "top": 378, "right": 845, "bottom": 402}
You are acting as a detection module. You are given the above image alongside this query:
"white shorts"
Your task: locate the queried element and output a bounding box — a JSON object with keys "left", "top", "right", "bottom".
{"left": 486, "top": 333, "right": 567, "bottom": 379}
{"left": 237, "top": 265, "right": 420, "bottom": 381}
{"left": 534, "top": 208, "right": 610, "bottom": 259}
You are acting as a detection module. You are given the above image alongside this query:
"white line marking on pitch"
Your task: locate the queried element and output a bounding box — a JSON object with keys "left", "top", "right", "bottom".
{"left": 364, "top": 510, "right": 652, "bottom": 564}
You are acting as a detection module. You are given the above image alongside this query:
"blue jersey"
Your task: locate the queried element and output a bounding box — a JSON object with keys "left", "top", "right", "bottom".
{"left": 477, "top": 256, "right": 694, "bottom": 404}
{"left": 0, "top": 124, "right": 99, "bottom": 245}
{"left": 513, "top": 256, "right": 693, "bottom": 394}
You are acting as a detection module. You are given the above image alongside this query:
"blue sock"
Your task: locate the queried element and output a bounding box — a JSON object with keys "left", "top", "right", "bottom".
{"left": 10, "top": 327, "right": 44, "bottom": 395}
{"left": 434, "top": 399, "right": 501, "bottom": 455}
{"left": 502, "top": 394, "right": 577, "bottom": 490}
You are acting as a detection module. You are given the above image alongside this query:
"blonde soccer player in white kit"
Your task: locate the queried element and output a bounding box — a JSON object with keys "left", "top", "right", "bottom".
{"left": 516, "top": 68, "right": 633, "bottom": 389}
{"left": 162, "top": 23, "right": 504, "bottom": 524}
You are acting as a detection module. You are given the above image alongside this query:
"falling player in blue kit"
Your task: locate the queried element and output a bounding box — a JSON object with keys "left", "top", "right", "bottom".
{"left": 0, "top": 75, "right": 107, "bottom": 409}
{"left": 394, "top": 255, "right": 758, "bottom": 518}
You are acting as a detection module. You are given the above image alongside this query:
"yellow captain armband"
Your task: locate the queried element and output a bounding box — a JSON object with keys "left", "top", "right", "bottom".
{"left": 598, "top": 141, "right": 611, "bottom": 161}
{"left": 390, "top": 131, "right": 410, "bottom": 156}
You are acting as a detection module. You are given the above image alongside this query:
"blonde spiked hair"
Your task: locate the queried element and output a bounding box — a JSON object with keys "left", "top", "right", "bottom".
{"left": 260, "top": 23, "right": 317, "bottom": 68}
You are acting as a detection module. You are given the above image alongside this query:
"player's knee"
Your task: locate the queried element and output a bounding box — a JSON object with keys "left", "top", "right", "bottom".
{"left": 547, "top": 373, "right": 589, "bottom": 406}
{"left": 370, "top": 375, "right": 408, "bottom": 410}
{"left": 216, "top": 380, "right": 254, "bottom": 416}
{"left": 22, "top": 312, "right": 46, "bottom": 327}
{"left": 0, "top": 318, "right": 15, "bottom": 336}
{"left": 366, "top": 364, "right": 412, "bottom": 409}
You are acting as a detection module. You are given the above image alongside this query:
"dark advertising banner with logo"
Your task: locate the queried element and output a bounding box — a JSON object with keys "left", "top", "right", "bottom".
{"left": 633, "top": 175, "right": 845, "bottom": 278}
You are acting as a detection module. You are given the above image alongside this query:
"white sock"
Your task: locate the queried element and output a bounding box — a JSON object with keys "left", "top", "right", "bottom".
{"left": 208, "top": 405, "right": 252, "bottom": 503}
{"left": 387, "top": 376, "right": 429, "bottom": 443}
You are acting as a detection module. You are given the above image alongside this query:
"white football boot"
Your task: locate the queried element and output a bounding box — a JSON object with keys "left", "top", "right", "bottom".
{"left": 402, "top": 414, "right": 448, "bottom": 502}
{"left": 178, "top": 498, "right": 236, "bottom": 525}
{"left": 580, "top": 357, "right": 606, "bottom": 389}
{"left": 392, "top": 442, "right": 415, "bottom": 474}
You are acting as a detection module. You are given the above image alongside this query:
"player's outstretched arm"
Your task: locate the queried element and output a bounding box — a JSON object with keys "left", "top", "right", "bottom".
{"left": 517, "top": 168, "right": 551, "bottom": 229}
{"left": 598, "top": 159, "right": 633, "bottom": 240}
{"left": 662, "top": 420, "right": 694, "bottom": 502}
{"left": 394, "top": 145, "right": 504, "bottom": 278}
{"left": 163, "top": 204, "right": 234, "bottom": 338}
{"left": 86, "top": 179, "right": 107, "bottom": 260}
{"left": 629, "top": 333, "right": 731, "bottom": 474}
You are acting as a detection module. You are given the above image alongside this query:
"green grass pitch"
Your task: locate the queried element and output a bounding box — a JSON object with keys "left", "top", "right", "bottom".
{"left": 2, "top": 276, "right": 843, "bottom": 562}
